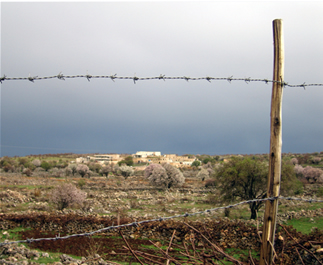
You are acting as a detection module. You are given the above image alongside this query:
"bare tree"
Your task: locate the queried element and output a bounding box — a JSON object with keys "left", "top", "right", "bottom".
{"left": 76, "top": 164, "right": 90, "bottom": 178}
{"left": 145, "top": 163, "right": 185, "bottom": 189}
{"left": 100, "top": 164, "right": 114, "bottom": 178}
{"left": 50, "top": 183, "right": 87, "bottom": 210}
{"left": 294, "top": 164, "right": 304, "bottom": 176}
{"left": 68, "top": 164, "right": 77, "bottom": 176}
{"left": 144, "top": 164, "right": 163, "bottom": 179}
{"left": 65, "top": 167, "right": 73, "bottom": 177}
{"left": 290, "top": 157, "right": 298, "bottom": 165}
{"left": 312, "top": 157, "right": 322, "bottom": 165}
{"left": 302, "top": 166, "right": 323, "bottom": 183}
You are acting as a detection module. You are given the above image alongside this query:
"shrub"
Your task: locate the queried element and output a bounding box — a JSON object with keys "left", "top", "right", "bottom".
{"left": 119, "top": 165, "right": 134, "bottom": 179}
{"left": 118, "top": 156, "right": 134, "bottom": 166}
{"left": 50, "top": 183, "right": 87, "bottom": 210}
{"left": 197, "top": 168, "right": 209, "bottom": 181}
{"left": 88, "top": 162, "right": 101, "bottom": 173}
{"left": 22, "top": 168, "right": 33, "bottom": 177}
{"left": 32, "top": 159, "right": 41, "bottom": 167}
{"left": 50, "top": 167, "right": 64, "bottom": 178}
{"left": 290, "top": 158, "right": 298, "bottom": 165}
{"left": 316, "top": 187, "right": 323, "bottom": 197}
{"left": 202, "top": 157, "right": 215, "bottom": 165}
{"left": 3, "top": 164, "right": 15, "bottom": 173}
{"left": 77, "top": 179, "right": 86, "bottom": 189}
{"left": 205, "top": 179, "right": 217, "bottom": 188}
{"left": 65, "top": 167, "right": 73, "bottom": 176}
{"left": 34, "top": 188, "right": 41, "bottom": 197}
{"left": 18, "top": 157, "right": 29, "bottom": 166}
{"left": 0, "top": 156, "right": 16, "bottom": 168}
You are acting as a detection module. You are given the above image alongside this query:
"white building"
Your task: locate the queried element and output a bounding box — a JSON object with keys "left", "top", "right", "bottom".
{"left": 134, "top": 151, "right": 161, "bottom": 158}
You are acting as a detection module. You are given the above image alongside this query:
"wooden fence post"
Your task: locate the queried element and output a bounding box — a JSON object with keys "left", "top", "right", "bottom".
{"left": 260, "top": 19, "right": 284, "bottom": 265}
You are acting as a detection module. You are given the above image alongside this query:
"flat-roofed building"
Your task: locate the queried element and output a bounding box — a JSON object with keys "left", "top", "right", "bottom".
{"left": 134, "top": 151, "right": 161, "bottom": 158}
{"left": 89, "top": 154, "right": 121, "bottom": 164}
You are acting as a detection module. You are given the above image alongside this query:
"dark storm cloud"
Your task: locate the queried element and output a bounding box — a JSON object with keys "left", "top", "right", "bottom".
{"left": 1, "top": 1, "right": 323, "bottom": 157}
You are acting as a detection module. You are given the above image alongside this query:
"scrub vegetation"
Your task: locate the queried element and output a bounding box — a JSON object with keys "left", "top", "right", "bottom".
{"left": 1, "top": 151, "right": 323, "bottom": 264}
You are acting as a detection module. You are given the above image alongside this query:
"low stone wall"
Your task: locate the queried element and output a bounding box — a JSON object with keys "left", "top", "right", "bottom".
{"left": 0, "top": 212, "right": 261, "bottom": 251}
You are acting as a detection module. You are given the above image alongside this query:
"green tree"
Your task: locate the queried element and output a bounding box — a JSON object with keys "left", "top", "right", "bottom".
{"left": 202, "top": 157, "right": 215, "bottom": 164}
{"left": 41, "top": 161, "right": 52, "bottom": 171}
{"left": 215, "top": 157, "right": 301, "bottom": 219}
{"left": 118, "top": 156, "right": 134, "bottom": 166}
{"left": 191, "top": 160, "right": 201, "bottom": 167}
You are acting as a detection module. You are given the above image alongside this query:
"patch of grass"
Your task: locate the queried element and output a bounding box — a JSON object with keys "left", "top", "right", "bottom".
{"left": 221, "top": 248, "right": 259, "bottom": 264}
{"left": 285, "top": 217, "right": 323, "bottom": 234}
{"left": 0, "top": 227, "right": 31, "bottom": 241}
{"left": 281, "top": 202, "right": 323, "bottom": 212}
{"left": 140, "top": 244, "right": 168, "bottom": 250}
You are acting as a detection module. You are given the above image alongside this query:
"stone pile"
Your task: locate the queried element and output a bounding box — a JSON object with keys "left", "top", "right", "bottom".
{"left": 0, "top": 190, "right": 29, "bottom": 204}
{"left": 0, "top": 242, "right": 112, "bottom": 265}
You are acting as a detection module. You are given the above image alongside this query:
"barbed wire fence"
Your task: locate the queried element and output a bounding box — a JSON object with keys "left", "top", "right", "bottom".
{"left": 1, "top": 72, "right": 323, "bottom": 264}
{"left": 1, "top": 73, "right": 323, "bottom": 88}
{"left": 1, "top": 196, "right": 323, "bottom": 247}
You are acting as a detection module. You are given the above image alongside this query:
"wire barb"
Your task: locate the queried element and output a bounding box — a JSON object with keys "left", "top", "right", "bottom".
{"left": 86, "top": 73, "right": 92, "bottom": 82}
{"left": 0, "top": 75, "right": 6, "bottom": 83}
{"left": 110, "top": 74, "right": 117, "bottom": 82}
{"left": 206, "top": 76, "right": 212, "bottom": 83}
{"left": 133, "top": 75, "right": 139, "bottom": 84}
{"left": 159, "top": 74, "right": 166, "bottom": 81}
{"left": 28, "top": 74, "right": 37, "bottom": 82}
{"left": 57, "top": 72, "right": 65, "bottom": 81}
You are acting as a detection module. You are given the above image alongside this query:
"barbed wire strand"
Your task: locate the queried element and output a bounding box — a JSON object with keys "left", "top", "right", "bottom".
{"left": 1, "top": 196, "right": 323, "bottom": 247}
{"left": 0, "top": 73, "right": 322, "bottom": 88}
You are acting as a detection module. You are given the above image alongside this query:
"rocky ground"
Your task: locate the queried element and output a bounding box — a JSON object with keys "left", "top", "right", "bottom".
{"left": 1, "top": 173, "right": 323, "bottom": 264}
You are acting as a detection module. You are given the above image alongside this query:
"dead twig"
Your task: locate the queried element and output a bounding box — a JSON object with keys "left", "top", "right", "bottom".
{"left": 149, "top": 240, "right": 182, "bottom": 265}
{"left": 279, "top": 224, "right": 323, "bottom": 265}
{"left": 166, "top": 230, "right": 176, "bottom": 265}
{"left": 249, "top": 250, "right": 256, "bottom": 265}
{"left": 202, "top": 224, "right": 225, "bottom": 264}
{"left": 268, "top": 240, "right": 278, "bottom": 264}
{"left": 184, "top": 222, "right": 245, "bottom": 265}
{"left": 119, "top": 230, "right": 145, "bottom": 265}
{"left": 295, "top": 247, "right": 305, "bottom": 265}
{"left": 126, "top": 250, "right": 165, "bottom": 265}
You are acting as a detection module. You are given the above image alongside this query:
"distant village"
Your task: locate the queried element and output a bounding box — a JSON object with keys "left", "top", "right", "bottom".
{"left": 75, "top": 151, "right": 198, "bottom": 168}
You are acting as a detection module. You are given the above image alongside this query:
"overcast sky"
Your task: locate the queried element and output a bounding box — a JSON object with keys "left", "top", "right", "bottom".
{"left": 1, "top": 1, "right": 322, "bottom": 157}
